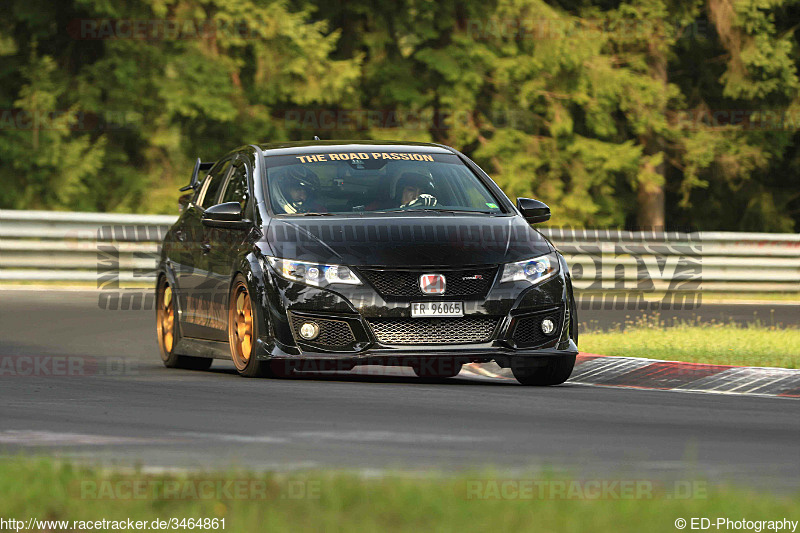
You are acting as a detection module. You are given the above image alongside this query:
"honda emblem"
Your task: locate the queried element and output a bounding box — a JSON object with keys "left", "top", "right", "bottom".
{"left": 419, "top": 274, "right": 446, "bottom": 295}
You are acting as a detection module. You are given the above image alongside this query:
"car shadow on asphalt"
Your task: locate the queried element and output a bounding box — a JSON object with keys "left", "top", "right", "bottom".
{"left": 202, "top": 364, "right": 582, "bottom": 387}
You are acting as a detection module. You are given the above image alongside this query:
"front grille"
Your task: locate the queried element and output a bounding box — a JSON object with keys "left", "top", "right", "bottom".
{"left": 358, "top": 267, "right": 497, "bottom": 299}
{"left": 512, "top": 310, "right": 562, "bottom": 348}
{"left": 367, "top": 317, "right": 498, "bottom": 345}
{"left": 290, "top": 315, "right": 355, "bottom": 348}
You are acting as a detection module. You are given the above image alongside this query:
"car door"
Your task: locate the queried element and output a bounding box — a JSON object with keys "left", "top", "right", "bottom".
{"left": 178, "top": 157, "right": 233, "bottom": 340}
{"left": 203, "top": 156, "right": 256, "bottom": 341}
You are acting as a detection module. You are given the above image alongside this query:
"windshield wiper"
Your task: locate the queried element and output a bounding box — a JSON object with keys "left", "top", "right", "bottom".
{"left": 287, "top": 209, "right": 499, "bottom": 216}
{"left": 407, "top": 208, "right": 497, "bottom": 215}
{"left": 371, "top": 208, "right": 497, "bottom": 215}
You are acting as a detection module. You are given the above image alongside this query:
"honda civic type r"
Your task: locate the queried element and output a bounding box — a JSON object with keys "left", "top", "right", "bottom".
{"left": 156, "top": 141, "right": 579, "bottom": 385}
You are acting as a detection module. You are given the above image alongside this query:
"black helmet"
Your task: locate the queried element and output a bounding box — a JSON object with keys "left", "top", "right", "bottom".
{"left": 395, "top": 172, "right": 434, "bottom": 199}
{"left": 280, "top": 166, "right": 320, "bottom": 191}
{"left": 275, "top": 166, "right": 320, "bottom": 213}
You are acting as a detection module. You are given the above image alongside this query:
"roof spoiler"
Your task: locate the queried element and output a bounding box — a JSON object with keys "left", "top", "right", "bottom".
{"left": 180, "top": 158, "right": 215, "bottom": 192}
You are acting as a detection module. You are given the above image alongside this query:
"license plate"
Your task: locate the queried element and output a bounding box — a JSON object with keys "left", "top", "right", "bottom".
{"left": 411, "top": 301, "right": 464, "bottom": 317}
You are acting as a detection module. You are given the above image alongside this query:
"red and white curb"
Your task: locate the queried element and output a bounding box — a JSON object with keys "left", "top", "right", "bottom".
{"left": 464, "top": 355, "right": 800, "bottom": 399}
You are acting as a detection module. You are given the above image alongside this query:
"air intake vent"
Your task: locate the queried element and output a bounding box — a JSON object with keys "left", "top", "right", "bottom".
{"left": 290, "top": 315, "right": 355, "bottom": 348}
{"left": 367, "top": 317, "right": 498, "bottom": 345}
{"left": 512, "top": 311, "right": 562, "bottom": 348}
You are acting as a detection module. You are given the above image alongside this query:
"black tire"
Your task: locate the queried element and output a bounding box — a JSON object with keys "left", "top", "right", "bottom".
{"left": 228, "top": 274, "right": 293, "bottom": 378}
{"left": 156, "top": 276, "right": 213, "bottom": 371}
{"left": 512, "top": 355, "right": 575, "bottom": 386}
{"left": 411, "top": 360, "right": 462, "bottom": 379}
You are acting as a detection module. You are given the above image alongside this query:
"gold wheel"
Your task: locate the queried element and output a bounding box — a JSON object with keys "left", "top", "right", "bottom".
{"left": 230, "top": 281, "right": 254, "bottom": 371}
{"left": 158, "top": 282, "right": 175, "bottom": 355}
{"left": 156, "top": 277, "right": 212, "bottom": 371}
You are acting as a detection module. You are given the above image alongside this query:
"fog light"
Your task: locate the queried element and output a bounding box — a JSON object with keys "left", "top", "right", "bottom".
{"left": 541, "top": 318, "right": 555, "bottom": 335}
{"left": 299, "top": 322, "right": 320, "bottom": 340}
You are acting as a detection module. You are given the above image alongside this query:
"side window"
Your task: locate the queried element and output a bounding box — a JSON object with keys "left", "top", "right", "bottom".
{"left": 199, "top": 159, "right": 232, "bottom": 209}
{"left": 220, "top": 163, "right": 249, "bottom": 210}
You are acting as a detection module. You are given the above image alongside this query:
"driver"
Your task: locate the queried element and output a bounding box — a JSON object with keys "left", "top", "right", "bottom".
{"left": 275, "top": 167, "right": 327, "bottom": 214}
{"left": 395, "top": 172, "right": 437, "bottom": 209}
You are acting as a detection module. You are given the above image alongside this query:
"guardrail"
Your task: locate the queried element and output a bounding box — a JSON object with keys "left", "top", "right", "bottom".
{"left": 1, "top": 209, "right": 798, "bottom": 293}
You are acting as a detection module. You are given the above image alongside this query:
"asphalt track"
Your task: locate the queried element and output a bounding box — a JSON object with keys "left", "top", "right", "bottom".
{"left": 0, "top": 290, "right": 798, "bottom": 491}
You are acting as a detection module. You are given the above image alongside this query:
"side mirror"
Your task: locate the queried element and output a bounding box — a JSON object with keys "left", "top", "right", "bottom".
{"left": 202, "top": 202, "right": 250, "bottom": 229}
{"left": 517, "top": 198, "right": 551, "bottom": 224}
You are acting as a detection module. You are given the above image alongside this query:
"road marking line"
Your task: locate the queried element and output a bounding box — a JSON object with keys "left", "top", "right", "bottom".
{"left": 0, "top": 430, "right": 164, "bottom": 446}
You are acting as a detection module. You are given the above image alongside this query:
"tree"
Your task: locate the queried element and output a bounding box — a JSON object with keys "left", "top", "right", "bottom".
{"left": 0, "top": 0, "right": 360, "bottom": 212}
{"left": 0, "top": 0, "right": 797, "bottom": 231}
{"left": 0, "top": 45, "right": 106, "bottom": 210}
{"left": 309, "top": 0, "right": 799, "bottom": 230}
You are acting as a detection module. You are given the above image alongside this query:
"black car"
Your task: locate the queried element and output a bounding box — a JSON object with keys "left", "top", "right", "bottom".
{"left": 156, "top": 141, "right": 579, "bottom": 385}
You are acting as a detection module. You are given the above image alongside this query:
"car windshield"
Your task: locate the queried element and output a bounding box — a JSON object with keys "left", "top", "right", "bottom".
{"left": 264, "top": 150, "right": 504, "bottom": 216}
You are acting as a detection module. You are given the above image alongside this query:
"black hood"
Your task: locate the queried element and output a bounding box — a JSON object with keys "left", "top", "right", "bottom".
{"left": 264, "top": 214, "right": 553, "bottom": 267}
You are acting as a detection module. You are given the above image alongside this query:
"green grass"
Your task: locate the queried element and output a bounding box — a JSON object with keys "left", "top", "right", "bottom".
{"left": 581, "top": 316, "right": 800, "bottom": 368}
{"left": 687, "top": 292, "right": 799, "bottom": 302}
{"left": 0, "top": 458, "right": 798, "bottom": 533}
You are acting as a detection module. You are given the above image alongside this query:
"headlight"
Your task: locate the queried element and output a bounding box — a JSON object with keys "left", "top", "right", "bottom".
{"left": 266, "top": 257, "right": 361, "bottom": 287}
{"left": 500, "top": 252, "right": 559, "bottom": 285}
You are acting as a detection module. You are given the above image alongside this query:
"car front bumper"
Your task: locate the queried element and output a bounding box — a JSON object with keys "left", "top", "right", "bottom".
{"left": 256, "top": 261, "right": 578, "bottom": 366}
